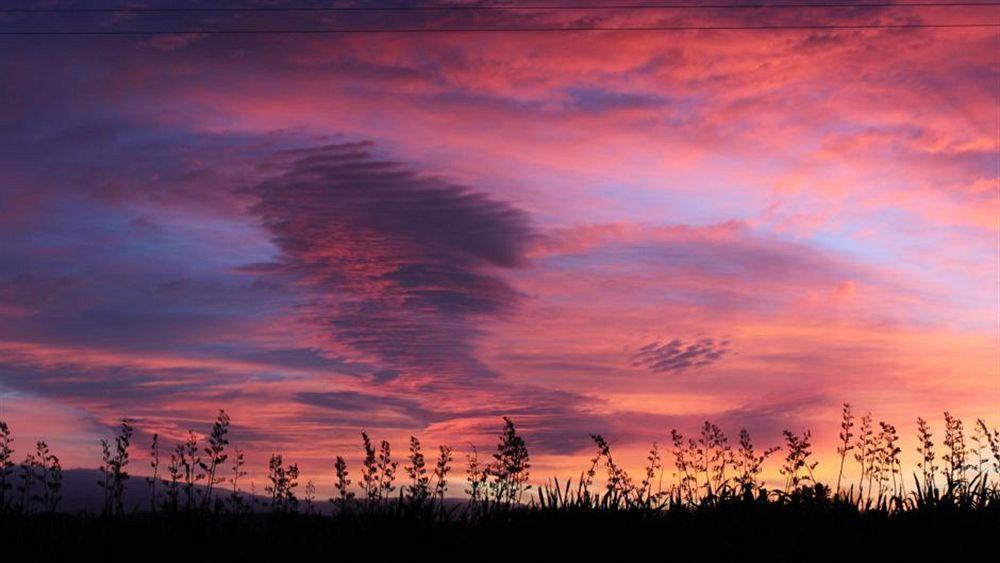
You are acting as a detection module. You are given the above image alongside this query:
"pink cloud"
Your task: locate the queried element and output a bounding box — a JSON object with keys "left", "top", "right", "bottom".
{"left": 0, "top": 8, "right": 995, "bottom": 493}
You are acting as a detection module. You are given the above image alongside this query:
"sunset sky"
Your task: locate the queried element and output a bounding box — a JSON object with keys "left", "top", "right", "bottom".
{"left": 0, "top": 2, "right": 997, "bottom": 493}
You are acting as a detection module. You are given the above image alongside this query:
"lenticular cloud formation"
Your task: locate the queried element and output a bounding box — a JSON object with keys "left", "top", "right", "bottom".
{"left": 249, "top": 142, "right": 533, "bottom": 381}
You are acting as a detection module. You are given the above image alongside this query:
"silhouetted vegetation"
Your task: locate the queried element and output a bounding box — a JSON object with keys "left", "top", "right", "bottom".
{"left": 1, "top": 404, "right": 997, "bottom": 558}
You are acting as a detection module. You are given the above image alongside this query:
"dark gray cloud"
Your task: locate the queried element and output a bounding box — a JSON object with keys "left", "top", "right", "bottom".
{"left": 297, "top": 390, "right": 422, "bottom": 413}
{"left": 239, "top": 348, "right": 370, "bottom": 374}
{"left": 249, "top": 142, "right": 533, "bottom": 380}
{"left": 0, "top": 361, "right": 222, "bottom": 404}
{"left": 631, "top": 338, "right": 730, "bottom": 374}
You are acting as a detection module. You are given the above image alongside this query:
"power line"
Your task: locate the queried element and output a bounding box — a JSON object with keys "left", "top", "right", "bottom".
{"left": 3, "top": 2, "right": 995, "bottom": 35}
{"left": 2, "top": 2, "right": 999, "bottom": 12}
{"left": 1, "top": 22, "right": 996, "bottom": 35}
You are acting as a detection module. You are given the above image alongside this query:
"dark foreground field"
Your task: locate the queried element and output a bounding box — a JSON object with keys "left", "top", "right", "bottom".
{"left": 2, "top": 407, "right": 998, "bottom": 559}
{"left": 4, "top": 498, "right": 997, "bottom": 560}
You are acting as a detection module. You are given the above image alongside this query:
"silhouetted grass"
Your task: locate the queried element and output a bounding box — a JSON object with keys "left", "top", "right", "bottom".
{"left": 0, "top": 404, "right": 997, "bottom": 559}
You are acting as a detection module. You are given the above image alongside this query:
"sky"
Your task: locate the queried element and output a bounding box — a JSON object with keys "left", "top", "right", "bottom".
{"left": 0, "top": 1, "right": 997, "bottom": 494}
